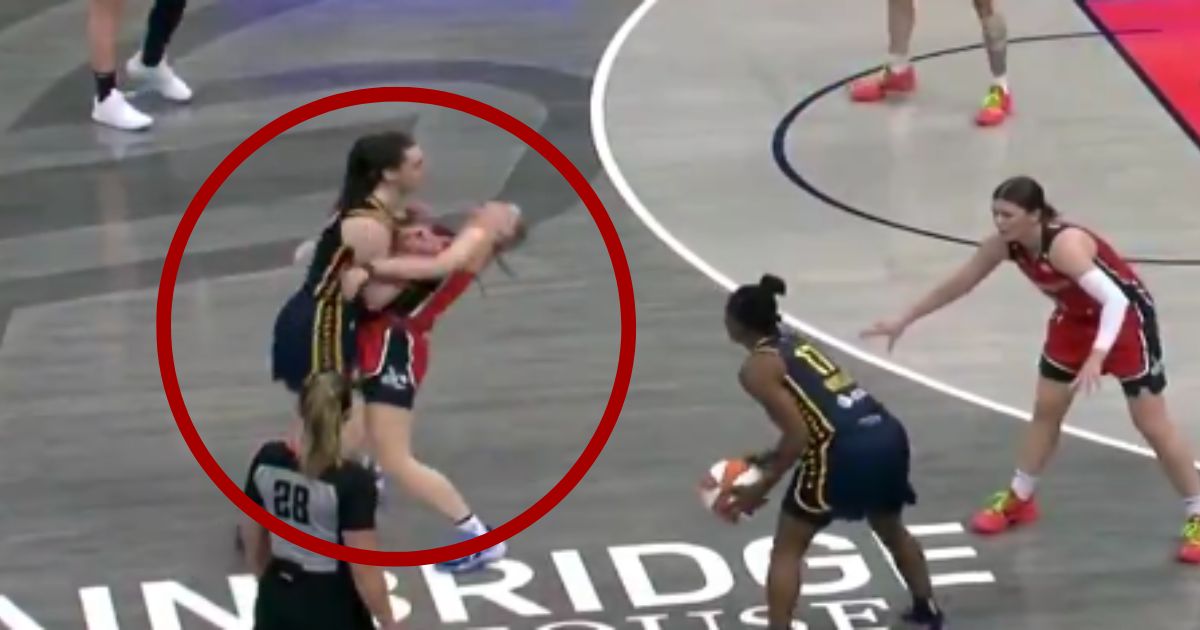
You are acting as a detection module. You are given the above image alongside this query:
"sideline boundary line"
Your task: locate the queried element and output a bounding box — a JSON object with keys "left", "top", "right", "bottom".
{"left": 589, "top": 0, "right": 1186, "bottom": 465}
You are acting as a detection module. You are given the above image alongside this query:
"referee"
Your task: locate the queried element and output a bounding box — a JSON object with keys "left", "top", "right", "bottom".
{"left": 239, "top": 371, "right": 403, "bottom": 630}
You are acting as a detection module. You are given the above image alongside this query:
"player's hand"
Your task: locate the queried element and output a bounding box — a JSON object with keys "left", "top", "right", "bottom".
{"left": 473, "top": 201, "right": 524, "bottom": 243}
{"left": 719, "top": 482, "right": 769, "bottom": 523}
{"left": 1072, "top": 352, "right": 1105, "bottom": 395}
{"left": 859, "top": 318, "right": 908, "bottom": 352}
{"left": 741, "top": 449, "right": 775, "bottom": 469}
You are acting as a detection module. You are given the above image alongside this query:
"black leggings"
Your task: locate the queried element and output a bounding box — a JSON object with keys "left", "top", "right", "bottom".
{"left": 142, "top": 0, "right": 187, "bottom": 66}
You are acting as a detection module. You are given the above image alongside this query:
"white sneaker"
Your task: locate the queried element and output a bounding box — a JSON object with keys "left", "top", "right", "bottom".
{"left": 92, "top": 91, "right": 153, "bottom": 131}
{"left": 126, "top": 52, "right": 193, "bottom": 103}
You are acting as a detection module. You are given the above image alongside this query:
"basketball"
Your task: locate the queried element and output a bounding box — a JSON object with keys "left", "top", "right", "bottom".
{"left": 698, "top": 457, "right": 763, "bottom": 514}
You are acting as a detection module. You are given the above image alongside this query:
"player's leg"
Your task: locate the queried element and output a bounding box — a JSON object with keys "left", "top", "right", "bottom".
{"left": 1125, "top": 387, "right": 1200, "bottom": 498}
{"left": 1111, "top": 314, "right": 1200, "bottom": 562}
{"left": 1125, "top": 389, "right": 1200, "bottom": 563}
{"left": 127, "top": 0, "right": 193, "bottom": 102}
{"left": 359, "top": 327, "right": 504, "bottom": 572}
{"left": 765, "top": 508, "right": 824, "bottom": 630}
{"left": 867, "top": 511, "right": 944, "bottom": 628}
{"left": 88, "top": 0, "right": 153, "bottom": 130}
{"left": 849, "top": 0, "right": 918, "bottom": 102}
{"left": 972, "top": 0, "right": 1013, "bottom": 126}
{"left": 970, "top": 356, "right": 1076, "bottom": 534}
{"left": 888, "top": 0, "right": 917, "bottom": 68}
{"left": 363, "top": 402, "right": 471, "bottom": 522}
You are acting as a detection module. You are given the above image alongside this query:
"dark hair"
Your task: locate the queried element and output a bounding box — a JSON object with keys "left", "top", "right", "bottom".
{"left": 992, "top": 175, "right": 1058, "bottom": 221}
{"left": 727, "top": 274, "right": 788, "bottom": 336}
{"left": 335, "top": 131, "right": 416, "bottom": 213}
{"left": 298, "top": 371, "right": 353, "bottom": 478}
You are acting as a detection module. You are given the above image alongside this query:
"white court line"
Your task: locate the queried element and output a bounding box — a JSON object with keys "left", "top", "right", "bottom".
{"left": 589, "top": 0, "right": 1195, "bottom": 467}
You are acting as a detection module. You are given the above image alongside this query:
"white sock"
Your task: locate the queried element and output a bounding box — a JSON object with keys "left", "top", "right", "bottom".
{"left": 455, "top": 513, "right": 488, "bottom": 536}
{"left": 1010, "top": 469, "right": 1038, "bottom": 501}
{"left": 888, "top": 53, "right": 910, "bottom": 72}
{"left": 1184, "top": 495, "right": 1200, "bottom": 518}
{"left": 992, "top": 75, "right": 1008, "bottom": 91}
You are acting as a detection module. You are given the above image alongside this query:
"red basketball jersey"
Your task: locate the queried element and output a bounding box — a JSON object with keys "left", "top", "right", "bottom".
{"left": 1007, "top": 223, "right": 1153, "bottom": 320}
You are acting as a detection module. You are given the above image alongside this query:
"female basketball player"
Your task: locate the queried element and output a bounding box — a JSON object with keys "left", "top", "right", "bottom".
{"left": 88, "top": 0, "right": 192, "bottom": 130}
{"left": 270, "top": 131, "right": 419, "bottom": 404}
{"left": 861, "top": 175, "right": 1200, "bottom": 563}
{"left": 342, "top": 203, "right": 521, "bottom": 574}
{"left": 240, "top": 371, "right": 404, "bottom": 630}
{"left": 847, "top": 0, "right": 1012, "bottom": 127}
{"left": 719, "top": 274, "right": 945, "bottom": 630}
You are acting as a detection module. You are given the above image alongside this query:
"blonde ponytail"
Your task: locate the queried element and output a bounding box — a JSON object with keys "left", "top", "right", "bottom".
{"left": 299, "top": 372, "right": 350, "bottom": 478}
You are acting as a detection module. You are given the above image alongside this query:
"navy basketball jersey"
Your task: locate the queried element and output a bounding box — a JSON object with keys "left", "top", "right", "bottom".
{"left": 302, "top": 214, "right": 356, "bottom": 301}
{"left": 302, "top": 201, "right": 397, "bottom": 301}
{"left": 755, "top": 331, "right": 884, "bottom": 440}
{"left": 244, "top": 441, "right": 377, "bottom": 575}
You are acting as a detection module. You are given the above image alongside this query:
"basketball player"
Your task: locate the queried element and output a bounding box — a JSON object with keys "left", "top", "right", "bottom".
{"left": 269, "top": 131, "right": 418, "bottom": 404}
{"left": 88, "top": 0, "right": 192, "bottom": 130}
{"left": 239, "top": 371, "right": 404, "bottom": 630}
{"left": 719, "top": 274, "right": 946, "bottom": 630}
{"left": 861, "top": 175, "right": 1200, "bottom": 563}
{"left": 342, "top": 203, "right": 523, "bottom": 574}
{"left": 847, "top": 0, "right": 1012, "bottom": 127}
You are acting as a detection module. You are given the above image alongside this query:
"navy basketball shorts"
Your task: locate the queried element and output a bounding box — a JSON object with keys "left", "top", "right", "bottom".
{"left": 782, "top": 414, "right": 918, "bottom": 527}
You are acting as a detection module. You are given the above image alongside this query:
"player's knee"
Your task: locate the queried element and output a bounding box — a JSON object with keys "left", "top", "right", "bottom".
{"left": 973, "top": 0, "right": 996, "bottom": 18}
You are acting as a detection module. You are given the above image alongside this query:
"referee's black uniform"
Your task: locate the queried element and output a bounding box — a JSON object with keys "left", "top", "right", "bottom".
{"left": 243, "top": 440, "right": 379, "bottom": 630}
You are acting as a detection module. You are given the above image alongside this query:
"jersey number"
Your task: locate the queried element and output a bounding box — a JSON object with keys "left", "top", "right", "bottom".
{"left": 273, "top": 480, "right": 311, "bottom": 525}
{"left": 794, "top": 344, "right": 837, "bottom": 377}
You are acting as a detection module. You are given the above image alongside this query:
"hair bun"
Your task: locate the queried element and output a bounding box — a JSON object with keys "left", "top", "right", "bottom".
{"left": 758, "top": 273, "right": 787, "bottom": 297}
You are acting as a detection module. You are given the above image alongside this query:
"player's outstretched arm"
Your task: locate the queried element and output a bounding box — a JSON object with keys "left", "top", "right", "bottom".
{"left": 899, "top": 233, "right": 1008, "bottom": 326}
{"left": 861, "top": 233, "right": 1007, "bottom": 351}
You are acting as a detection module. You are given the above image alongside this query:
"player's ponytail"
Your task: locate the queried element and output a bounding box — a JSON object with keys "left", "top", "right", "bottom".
{"left": 335, "top": 131, "right": 416, "bottom": 213}
{"left": 298, "top": 371, "right": 351, "bottom": 478}
{"left": 759, "top": 274, "right": 786, "bottom": 297}
{"left": 993, "top": 175, "right": 1058, "bottom": 223}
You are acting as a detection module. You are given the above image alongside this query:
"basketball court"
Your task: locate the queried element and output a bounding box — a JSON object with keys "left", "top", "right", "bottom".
{"left": 2, "top": 0, "right": 1200, "bottom": 628}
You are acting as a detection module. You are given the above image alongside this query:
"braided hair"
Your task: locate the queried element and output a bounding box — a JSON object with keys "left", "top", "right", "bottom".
{"left": 726, "top": 274, "right": 788, "bottom": 337}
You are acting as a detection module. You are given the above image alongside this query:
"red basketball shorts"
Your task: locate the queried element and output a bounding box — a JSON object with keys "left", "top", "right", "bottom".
{"left": 1039, "top": 304, "right": 1165, "bottom": 397}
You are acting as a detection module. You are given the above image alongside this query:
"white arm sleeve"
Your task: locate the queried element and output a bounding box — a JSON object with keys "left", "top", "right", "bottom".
{"left": 1077, "top": 267, "right": 1130, "bottom": 352}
